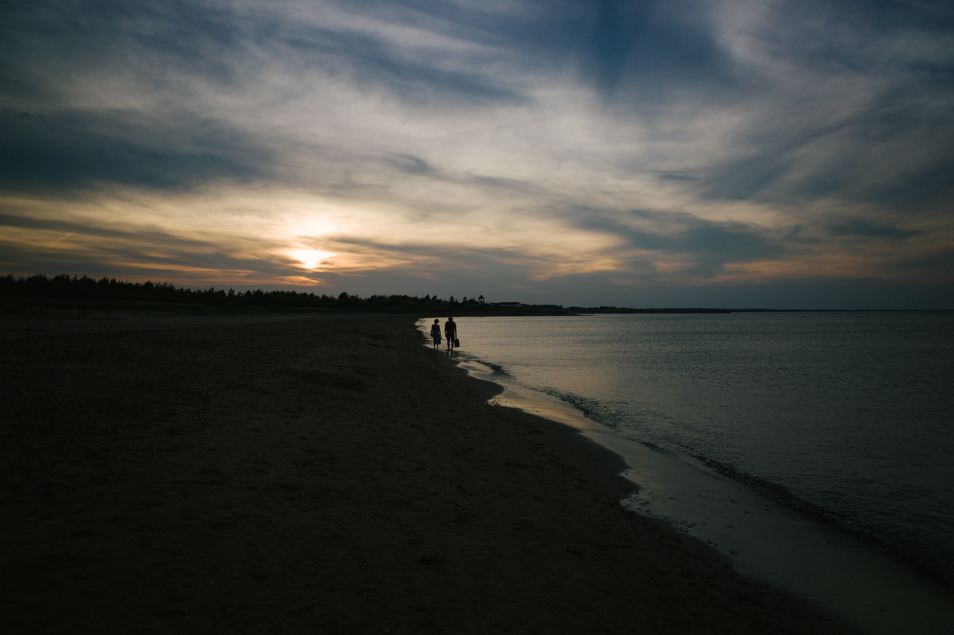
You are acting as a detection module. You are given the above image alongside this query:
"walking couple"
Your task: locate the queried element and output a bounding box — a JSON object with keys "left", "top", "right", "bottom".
{"left": 430, "top": 317, "right": 459, "bottom": 354}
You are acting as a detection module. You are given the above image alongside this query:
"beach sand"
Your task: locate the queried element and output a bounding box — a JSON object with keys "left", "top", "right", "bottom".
{"left": 1, "top": 313, "right": 847, "bottom": 633}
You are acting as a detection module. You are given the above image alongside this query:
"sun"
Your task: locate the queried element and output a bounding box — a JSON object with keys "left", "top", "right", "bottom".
{"left": 288, "top": 248, "right": 335, "bottom": 270}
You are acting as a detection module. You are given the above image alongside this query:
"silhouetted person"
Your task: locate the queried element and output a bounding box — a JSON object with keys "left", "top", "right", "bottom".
{"left": 430, "top": 318, "right": 442, "bottom": 350}
{"left": 444, "top": 317, "right": 458, "bottom": 355}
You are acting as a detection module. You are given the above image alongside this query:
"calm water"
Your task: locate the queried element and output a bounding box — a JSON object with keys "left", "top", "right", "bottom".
{"left": 428, "top": 312, "right": 954, "bottom": 585}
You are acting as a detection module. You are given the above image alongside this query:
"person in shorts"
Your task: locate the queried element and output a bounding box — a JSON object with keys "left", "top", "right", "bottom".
{"left": 444, "top": 317, "right": 458, "bottom": 355}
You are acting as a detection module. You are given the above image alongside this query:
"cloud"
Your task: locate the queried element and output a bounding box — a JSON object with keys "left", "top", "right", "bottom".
{"left": 0, "top": 208, "right": 306, "bottom": 285}
{"left": 828, "top": 219, "right": 921, "bottom": 240}
{"left": 278, "top": 23, "right": 529, "bottom": 107}
{"left": 582, "top": 0, "right": 736, "bottom": 100}
{"left": 576, "top": 208, "right": 785, "bottom": 277}
{"left": 383, "top": 153, "right": 437, "bottom": 176}
{"left": 0, "top": 108, "right": 270, "bottom": 191}
{"left": 696, "top": 0, "right": 954, "bottom": 214}
{"left": 1, "top": 0, "right": 953, "bottom": 307}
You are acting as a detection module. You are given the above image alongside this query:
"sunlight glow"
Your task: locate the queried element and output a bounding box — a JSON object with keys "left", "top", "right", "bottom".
{"left": 288, "top": 248, "right": 336, "bottom": 271}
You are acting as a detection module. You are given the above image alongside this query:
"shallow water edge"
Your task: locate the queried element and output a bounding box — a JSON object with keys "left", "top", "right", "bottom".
{"left": 419, "top": 319, "right": 954, "bottom": 635}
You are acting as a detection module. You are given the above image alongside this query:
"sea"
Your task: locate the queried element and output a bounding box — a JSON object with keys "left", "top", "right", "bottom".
{"left": 419, "top": 312, "right": 954, "bottom": 633}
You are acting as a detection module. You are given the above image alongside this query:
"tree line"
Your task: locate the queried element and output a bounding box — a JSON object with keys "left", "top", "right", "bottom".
{"left": 0, "top": 274, "right": 503, "bottom": 313}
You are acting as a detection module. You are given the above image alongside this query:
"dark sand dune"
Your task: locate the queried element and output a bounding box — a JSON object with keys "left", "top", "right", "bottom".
{"left": 0, "top": 313, "right": 846, "bottom": 633}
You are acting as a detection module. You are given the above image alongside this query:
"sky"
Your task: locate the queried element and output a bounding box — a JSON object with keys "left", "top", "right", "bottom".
{"left": 2, "top": 0, "right": 953, "bottom": 308}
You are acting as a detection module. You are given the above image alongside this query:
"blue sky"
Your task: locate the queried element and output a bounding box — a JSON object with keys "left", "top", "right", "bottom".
{"left": 2, "top": 0, "right": 953, "bottom": 307}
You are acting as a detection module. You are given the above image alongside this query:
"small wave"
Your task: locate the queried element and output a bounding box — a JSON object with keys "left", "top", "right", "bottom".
{"left": 640, "top": 440, "right": 676, "bottom": 456}
{"left": 689, "top": 453, "right": 954, "bottom": 589}
{"left": 461, "top": 358, "right": 511, "bottom": 378}
{"left": 538, "top": 387, "right": 628, "bottom": 428}
{"left": 480, "top": 360, "right": 510, "bottom": 377}
{"left": 691, "top": 454, "right": 830, "bottom": 517}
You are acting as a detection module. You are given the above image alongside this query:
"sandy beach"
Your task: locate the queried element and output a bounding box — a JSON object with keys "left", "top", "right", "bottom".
{"left": 1, "top": 312, "right": 846, "bottom": 633}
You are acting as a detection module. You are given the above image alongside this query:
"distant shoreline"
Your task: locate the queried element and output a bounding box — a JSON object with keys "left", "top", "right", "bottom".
{"left": 4, "top": 294, "right": 952, "bottom": 319}
{"left": 4, "top": 274, "right": 951, "bottom": 314}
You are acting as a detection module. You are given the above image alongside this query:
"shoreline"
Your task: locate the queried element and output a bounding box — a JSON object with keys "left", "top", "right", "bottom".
{"left": 3, "top": 312, "right": 845, "bottom": 632}
{"left": 429, "top": 318, "right": 954, "bottom": 634}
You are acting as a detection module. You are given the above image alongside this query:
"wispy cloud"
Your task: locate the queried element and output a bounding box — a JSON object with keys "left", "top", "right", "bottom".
{"left": 1, "top": 0, "right": 952, "bottom": 307}
{"left": 0, "top": 108, "right": 270, "bottom": 191}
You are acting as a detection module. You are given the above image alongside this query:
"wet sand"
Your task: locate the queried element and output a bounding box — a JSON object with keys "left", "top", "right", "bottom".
{"left": 0, "top": 313, "right": 847, "bottom": 633}
{"left": 454, "top": 349, "right": 954, "bottom": 635}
